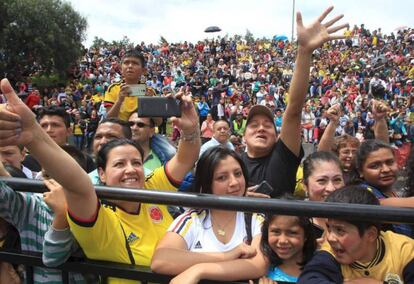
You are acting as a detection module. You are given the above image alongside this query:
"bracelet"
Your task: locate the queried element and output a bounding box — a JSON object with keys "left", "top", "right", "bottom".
{"left": 181, "top": 127, "right": 201, "bottom": 143}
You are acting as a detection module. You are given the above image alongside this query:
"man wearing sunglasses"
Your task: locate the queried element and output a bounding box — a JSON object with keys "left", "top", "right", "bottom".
{"left": 128, "top": 112, "right": 176, "bottom": 172}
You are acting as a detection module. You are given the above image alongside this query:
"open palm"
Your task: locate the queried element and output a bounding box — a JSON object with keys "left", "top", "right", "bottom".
{"left": 297, "top": 6, "right": 348, "bottom": 53}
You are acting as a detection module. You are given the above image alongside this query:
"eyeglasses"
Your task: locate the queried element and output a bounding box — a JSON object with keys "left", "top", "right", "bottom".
{"left": 129, "top": 121, "right": 152, "bottom": 128}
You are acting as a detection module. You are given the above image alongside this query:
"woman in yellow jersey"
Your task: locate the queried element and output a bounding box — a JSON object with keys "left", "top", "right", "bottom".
{"left": 0, "top": 79, "right": 200, "bottom": 283}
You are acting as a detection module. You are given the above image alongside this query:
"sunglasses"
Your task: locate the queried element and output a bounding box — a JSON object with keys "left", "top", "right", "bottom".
{"left": 129, "top": 121, "right": 152, "bottom": 128}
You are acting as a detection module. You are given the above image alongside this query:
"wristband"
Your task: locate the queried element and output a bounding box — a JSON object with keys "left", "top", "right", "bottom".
{"left": 181, "top": 127, "right": 200, "bottom": 143}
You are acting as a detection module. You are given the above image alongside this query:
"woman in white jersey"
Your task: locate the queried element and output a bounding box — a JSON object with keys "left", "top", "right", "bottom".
{"left": 151, "top": 146, "right": 268, "bottom": 283}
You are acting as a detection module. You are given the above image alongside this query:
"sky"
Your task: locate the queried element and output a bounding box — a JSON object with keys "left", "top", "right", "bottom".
{"left": 66, "top": 0, "right": 413, "bottom": 47}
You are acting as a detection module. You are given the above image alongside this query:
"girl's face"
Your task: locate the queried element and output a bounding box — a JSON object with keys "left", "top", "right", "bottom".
{"left": 268, "top": 216, "right": 305, "bottom": 263}
{"left": 211, "top": 156, "right": 245, "bottom": 197}
{"left": 99, "top": 145, "right": 145, "bottom": 189}
{"left": 305, "top": 160, "right": 344, "bottom": 202}
{"left": 360, "top": 148, "right": 398, "bottom": 191}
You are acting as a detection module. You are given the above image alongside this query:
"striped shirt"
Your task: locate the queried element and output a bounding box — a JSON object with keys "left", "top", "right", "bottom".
{"left": 0, "top": 181, "right": 87, "bottom": 283}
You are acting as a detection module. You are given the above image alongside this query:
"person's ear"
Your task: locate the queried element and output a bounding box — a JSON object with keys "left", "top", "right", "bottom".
{"left": 365, "top": 225, "right": 379, "bottom": 243}
{"left": 302, "top": 181, "right": 309, "bottom": 198}
{"left": 98, "top": 167, "right": 106, "bottom": 184}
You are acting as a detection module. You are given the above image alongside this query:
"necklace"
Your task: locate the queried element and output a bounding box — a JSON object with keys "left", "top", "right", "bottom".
{"left": 211, "top": 213, "right": 235, "bottom": 237}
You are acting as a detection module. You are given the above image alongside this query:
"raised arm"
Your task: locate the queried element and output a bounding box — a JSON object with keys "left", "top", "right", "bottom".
{"left": 0, "top": 79, "right": 97, "bottom": 220}
{"left": 280, "top": 6, "right": 348, "bottom": 156}
{"left": 318, "top": 104, "right": 340, "bottom": 152}
{"left": 371, "top": 100, "right": 390, "bottom": 144}
{"left": 166, "top": 93, "right": 201, "bottom": 181}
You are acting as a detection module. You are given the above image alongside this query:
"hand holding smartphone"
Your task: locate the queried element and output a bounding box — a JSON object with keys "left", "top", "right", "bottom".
{"left": 249, "top": 181, "right": 274, "bottom": 195}
{"left": 128, "top": 84, "right": 147, "bottom": 97}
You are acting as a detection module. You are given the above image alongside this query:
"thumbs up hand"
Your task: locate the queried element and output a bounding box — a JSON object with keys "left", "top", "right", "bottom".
{"left": 0, "top": 78, "right": 38, "bottom": 146}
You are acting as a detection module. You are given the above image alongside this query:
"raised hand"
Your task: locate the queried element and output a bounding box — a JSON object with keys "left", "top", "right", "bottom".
{"left": 326, "top": 104, "right": 341, "bottom": 123}
{"left": 0, "top": 79, "right": 38, "bottom": 146}
{"left": 43, "top": 178, "right": 67, "bottom": 216}
{"left": 170, "top": 93, "right": 199, "bottom": 134}
{"left": 371, "top": 100, "right": 389, "bottom": 120}
{"left": 296, "top": 6, "right": 348, "bottom": 53}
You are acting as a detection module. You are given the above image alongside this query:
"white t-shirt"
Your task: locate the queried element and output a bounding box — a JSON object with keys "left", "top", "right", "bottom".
{"left": 168, "top": 210, "right": 263, "bottom": 252}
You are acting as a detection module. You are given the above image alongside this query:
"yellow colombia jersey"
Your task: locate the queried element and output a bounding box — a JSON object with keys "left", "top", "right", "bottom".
{"left": 321, "top": 231, "right": 414, "bottom": 283}
{"left": 104, "top": 82, "right": 138, "bottom": 121}
{"left": 68, "top": 165, "right": 179, "bottom": 284}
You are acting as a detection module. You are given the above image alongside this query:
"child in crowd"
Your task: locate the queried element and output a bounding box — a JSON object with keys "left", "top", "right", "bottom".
{"left": 255, "top": 212, "right": 316, "bottom": 283}
{"left": 298, "top": 186, "right": 414, "bottom": 283}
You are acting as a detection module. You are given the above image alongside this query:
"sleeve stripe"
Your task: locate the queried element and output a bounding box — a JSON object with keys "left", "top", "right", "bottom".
{"left": 68, "top": 201, "right": 100, "bottom": 227}
{"left": 164, "top": 162, "right": 182, "bottom": 188}
{"left": 171, "top": 210, "right": 196, "bottom": 233}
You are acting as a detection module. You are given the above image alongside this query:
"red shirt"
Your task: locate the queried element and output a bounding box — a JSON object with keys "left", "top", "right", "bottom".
{"left": 25, "top": 93, "right": 40, "bottom": 109}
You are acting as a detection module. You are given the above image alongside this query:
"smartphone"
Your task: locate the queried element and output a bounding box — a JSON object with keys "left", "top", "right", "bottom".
{"left": 254, "top": 181, "right": 274, "bottom": 195}
{"left": 137, "top": 97, "right": 182, "bottom": 118}
{"left": 129, "top": 84, "right": 147, "bottom": 97}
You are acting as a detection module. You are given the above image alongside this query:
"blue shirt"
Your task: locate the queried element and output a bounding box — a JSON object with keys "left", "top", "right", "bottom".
{"left": 267, "top": 266, "right": 298, "bottom": 283}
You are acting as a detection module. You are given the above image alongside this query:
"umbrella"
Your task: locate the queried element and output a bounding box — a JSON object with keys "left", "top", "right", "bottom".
{"left": 273, "top": 35, "right": 288, "bottom": 41}
{"left": 204, "top": 26, "right": 221, "bottom": 33}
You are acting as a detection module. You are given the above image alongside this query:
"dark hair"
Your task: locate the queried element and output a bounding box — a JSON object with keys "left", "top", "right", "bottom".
{"left": 325, "top": 185, "right": 381, "bottom": 236}
{"left": 214, "top": 119, "right": 231, "bottom": 129}
{"left": 97, "top": 139, "right": 144, "bottom": 172}
{"left": 355, "top": 139, "right": 394, "bottom": 173}
{"left": 60, "top": 145, "right": 87, "bottom": 171}
{"left": 192, "top": 146, "right": 248, "bottom": 194}
{"left": 303, "top": 151, "right": 341, "bottom": 185}
{"left": 38, "top": 106, "right": 71, "bottom": 128}
{"left": 98, "top": 118, "right": 132, "bottom": 139}
{"left": 122, "top": 49, "right": 146, "bottom": 67}
{"left": 260, "top": 195, "right": 316, "bottom": 269}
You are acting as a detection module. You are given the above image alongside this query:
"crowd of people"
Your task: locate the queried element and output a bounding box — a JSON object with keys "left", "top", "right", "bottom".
{"left": 0, "top": 6, "right": 413, "bottom": 284}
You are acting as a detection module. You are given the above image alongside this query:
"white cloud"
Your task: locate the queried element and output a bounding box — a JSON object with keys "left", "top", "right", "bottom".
{"left": 66, "top": 0, "right": 414, "bottom": 46}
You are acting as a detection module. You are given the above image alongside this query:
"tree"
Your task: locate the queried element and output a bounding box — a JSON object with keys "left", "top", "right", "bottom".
{"left": 0, "top": 0, "right": 87, "bottom": 82}
{"left": 92, "top": 36, "right": 109, "bottom": 49}
{"left": 244, "top": 29, "right": 254, "bottom": 44}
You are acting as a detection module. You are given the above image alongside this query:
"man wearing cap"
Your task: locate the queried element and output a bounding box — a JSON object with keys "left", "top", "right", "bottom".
{"left": 242, "top": 6, "right": 347, "bottom": 198}
{"left": 128, "top": 112, "right": 175, "bottom": 171}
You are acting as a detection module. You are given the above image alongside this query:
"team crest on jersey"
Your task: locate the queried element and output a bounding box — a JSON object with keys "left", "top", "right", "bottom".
{"left": 149, "top": 206, "right": 163, "bottom": 223}
{"left": 384, "top": 273, "right": 403, "bottom": 284}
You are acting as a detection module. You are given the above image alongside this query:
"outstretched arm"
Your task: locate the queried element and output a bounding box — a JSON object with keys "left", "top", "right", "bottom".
{"left": 166, "top": 92, "right": 201, "bottom": 182}
{"left": 0, "top": 79, "right": 97, "bottom": 220}
{"left": 280, "top": 6, "right": 348, "bottom": 156}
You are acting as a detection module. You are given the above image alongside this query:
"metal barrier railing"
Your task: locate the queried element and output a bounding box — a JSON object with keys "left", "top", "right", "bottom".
{"left": 0, "top": 176, "right": 413, "bottom": 283}
{"left": 3, "top": 177, "right": 414, "bottom": 223}
{"left": 0, "top": 250, "right": 245, "bottom": 284}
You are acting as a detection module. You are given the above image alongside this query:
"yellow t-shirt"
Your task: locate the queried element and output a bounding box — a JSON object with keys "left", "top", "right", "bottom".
{"left": 321, "top": 231, "right": 414, "bottom": 283}
{"left": 68, "top": 165, "right": 180, "bottom": 283}
{"left": 104, "top": 82, "right": 138, "bottom": 121}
